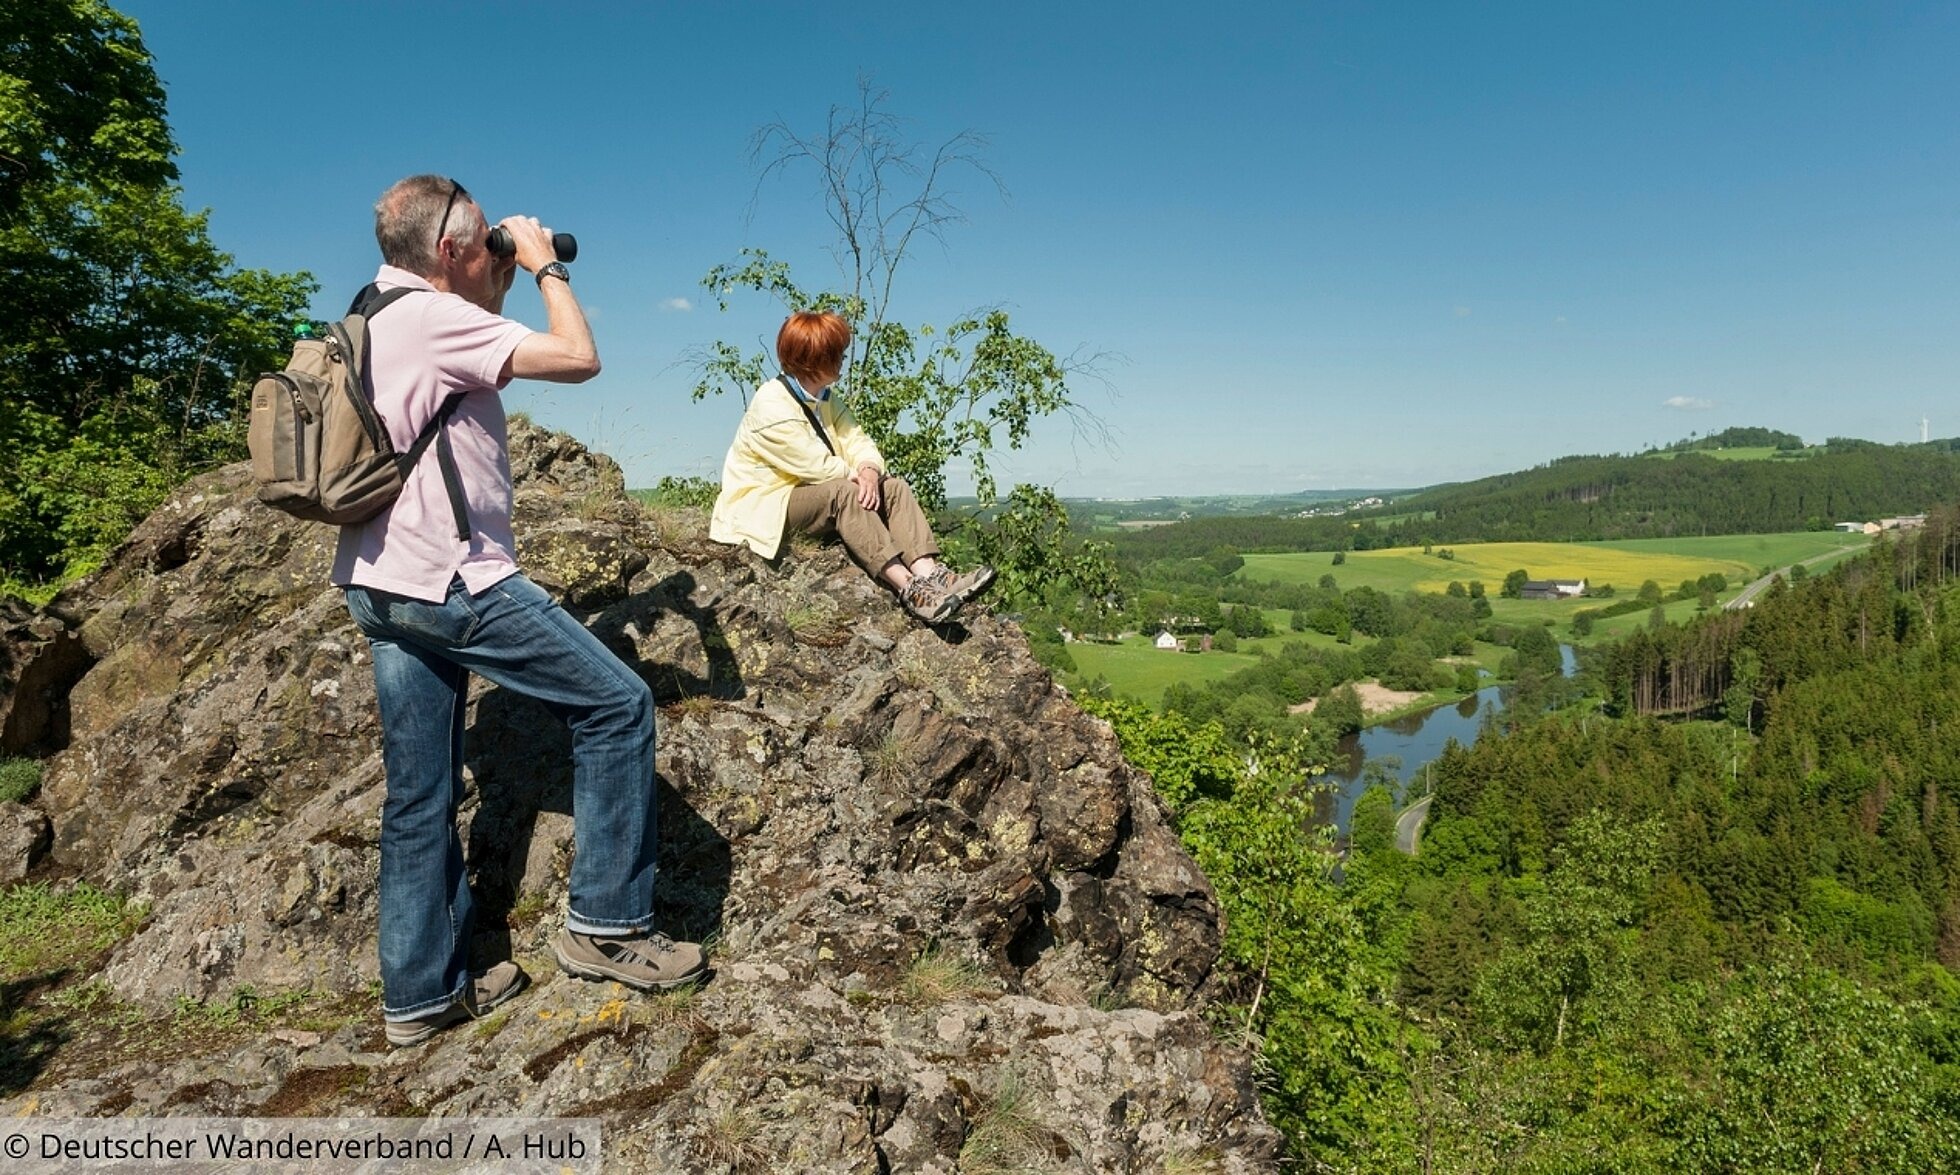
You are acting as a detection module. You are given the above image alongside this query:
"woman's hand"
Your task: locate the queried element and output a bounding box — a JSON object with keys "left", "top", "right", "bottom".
{"left": 854, "top": 465, "right": 883, "bottom": 510}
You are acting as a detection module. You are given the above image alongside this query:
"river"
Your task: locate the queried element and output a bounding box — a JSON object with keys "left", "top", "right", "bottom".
{"left": 1321, "top": 645, "right": 1578, "bottom": 830}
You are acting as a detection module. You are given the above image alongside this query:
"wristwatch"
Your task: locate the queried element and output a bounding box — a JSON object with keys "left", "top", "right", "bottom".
{"left": 535, "top": 262, "right": 571, "bottom": 287}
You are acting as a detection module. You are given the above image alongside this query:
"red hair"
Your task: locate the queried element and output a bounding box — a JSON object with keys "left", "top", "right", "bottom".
{"left": 776, "top": 311, "right": 852, "bottom": 384}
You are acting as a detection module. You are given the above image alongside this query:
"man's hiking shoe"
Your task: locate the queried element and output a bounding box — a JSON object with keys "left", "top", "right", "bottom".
{"left": 553, "top": 930, "right": 707, "bottom": 991}
{"left": 385, "top": 960, "right": 529, "bottom": 1047}
{"left": 900, "top": 573, "right": 959, "bottom": 624}
{"left": 930, "top": 564, "right": 996, "bottom": 607}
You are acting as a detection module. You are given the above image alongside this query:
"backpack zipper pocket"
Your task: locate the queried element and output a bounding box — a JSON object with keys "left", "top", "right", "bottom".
{"left": 267, "top": 372, "right": 310, "bottom": 476}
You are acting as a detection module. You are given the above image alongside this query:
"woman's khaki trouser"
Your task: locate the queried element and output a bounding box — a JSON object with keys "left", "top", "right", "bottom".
{"left": 782, "top": 476, "right": 938, "bottom": 574}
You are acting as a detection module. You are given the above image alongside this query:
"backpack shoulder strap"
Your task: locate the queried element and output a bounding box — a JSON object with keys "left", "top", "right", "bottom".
{"left": 339, "top": 285, "right": 472, "bottom": 542}
{"left": 346, "top": 283, "right": 418, "bottom": 319}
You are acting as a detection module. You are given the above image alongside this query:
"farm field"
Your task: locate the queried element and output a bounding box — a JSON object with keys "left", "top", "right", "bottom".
{"left": 1079, "top": 532, "right": 1875, "bottom": 710}
{"left": 1579, "top": 532, "right": 1868, "bottom": 569}
{"left": 1238, "top": 533, "right": 1868, "bottom": 599}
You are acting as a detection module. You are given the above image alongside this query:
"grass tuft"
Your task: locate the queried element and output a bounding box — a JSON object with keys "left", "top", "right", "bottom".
{"left": 784, "top": 597, "right": 851, "bottom": 646}
{"left": 959, "top": 1065, "right": 1062, "bottom": 1174}
{"left": 1160, "top": 1146, "right": 1223, "bottom": 1175}
{"left": 901, "top": 942, "right": 991, "bottom": 1006}
{"left": 695, "top": 1102, "right": 773, "bottom": 1171}
{"left": 864, "top": 731, "right": 916, "bottom": 785}
{"left": 0, "top": 883, "right": 145, "bottom": 983}
{"left": 0, "top": 758, "right": 41, "bottom": 804}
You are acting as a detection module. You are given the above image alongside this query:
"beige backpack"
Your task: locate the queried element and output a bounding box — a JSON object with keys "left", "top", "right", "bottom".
{"left": 247, "top": 285, "right": 469, "bottom": 538}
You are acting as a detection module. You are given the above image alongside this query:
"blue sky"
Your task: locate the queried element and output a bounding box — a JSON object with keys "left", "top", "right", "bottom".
{"left": 123, "top": 1, "right": 1960, "bottom": 497}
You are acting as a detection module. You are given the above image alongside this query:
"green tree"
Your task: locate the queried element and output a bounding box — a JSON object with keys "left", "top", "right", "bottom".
{"left": 1501, "top": 569, "right": 1530, "bottom": 598}
{"left": 1350, "top": 785, "right": 1396, "bottom": 857}
{"left": 1476, "top": 811, "right": 1663, "bottom": 1052}
{"left": 1, "top": 0, "right": 315, "bottom": 591}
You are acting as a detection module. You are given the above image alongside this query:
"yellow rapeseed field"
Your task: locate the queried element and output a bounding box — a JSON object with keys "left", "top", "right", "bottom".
{"left": 1241, "top": 543, "right": 1753, "bottom": 596}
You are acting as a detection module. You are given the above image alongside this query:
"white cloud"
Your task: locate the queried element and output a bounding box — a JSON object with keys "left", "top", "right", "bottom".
{"left": 659, "top": 297, "right": 693, "bottom": 312}
{"left": 1664, "top": 396, "right": 1714, "bottom": 411}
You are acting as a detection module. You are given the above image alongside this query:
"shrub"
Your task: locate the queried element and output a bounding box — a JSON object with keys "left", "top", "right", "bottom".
{"left": 642, "top": 475, "right": 720, "bottom": 509}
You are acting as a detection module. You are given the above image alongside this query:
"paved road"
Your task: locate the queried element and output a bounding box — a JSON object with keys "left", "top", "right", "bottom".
{"left": 1724, "top": 542, "right": 1866, "bottom": 610}
{"left": 1394, "top": 794, "right": 1433, "bottom": 855}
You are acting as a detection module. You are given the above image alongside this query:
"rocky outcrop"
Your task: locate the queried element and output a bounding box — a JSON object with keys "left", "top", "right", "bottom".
{"left": 0, "top": 422, "right": 1278, "bottom": 1171}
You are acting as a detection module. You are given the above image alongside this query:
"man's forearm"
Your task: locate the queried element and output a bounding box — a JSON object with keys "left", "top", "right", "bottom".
{"left": 509, "top": 275, "right": 601, "bottom": 381}
{"left": 540, "top": 278, "right": 597, "bottom": 368}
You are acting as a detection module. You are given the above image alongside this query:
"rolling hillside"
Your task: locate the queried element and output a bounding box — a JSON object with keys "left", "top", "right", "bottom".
{"left": 1112, "top": 432, "right": 1960, "bottom": 558}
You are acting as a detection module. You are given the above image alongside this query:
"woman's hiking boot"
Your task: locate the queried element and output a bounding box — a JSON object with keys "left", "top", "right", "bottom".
{"left": 900, "top": 573, "right": 960, "bottom": 624}
{"left": 928, "top": 564, "right": 996, "bottom": 607}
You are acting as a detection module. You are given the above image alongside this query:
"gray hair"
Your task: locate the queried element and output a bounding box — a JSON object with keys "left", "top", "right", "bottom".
{"left": 374, "top": 174, "right": 480, "bottom": 275}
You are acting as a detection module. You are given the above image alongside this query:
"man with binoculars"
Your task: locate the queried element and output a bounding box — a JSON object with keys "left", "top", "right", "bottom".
{"left": 332, "top": 175, "right": 706, "bottom": 1047}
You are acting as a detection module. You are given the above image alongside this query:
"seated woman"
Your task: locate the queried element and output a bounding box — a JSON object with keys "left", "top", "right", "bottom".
{"left": 709, "top": 311, "right": 994, "bottom": 624}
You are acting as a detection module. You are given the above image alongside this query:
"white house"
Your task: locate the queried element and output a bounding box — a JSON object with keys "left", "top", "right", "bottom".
{"left": 1154, "top": 631, "right": 1180, "bottom": 651}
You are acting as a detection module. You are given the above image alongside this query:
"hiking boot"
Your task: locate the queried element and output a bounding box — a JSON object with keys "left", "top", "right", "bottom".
{"left": 929, "top": 564, "right": 996, "bottom": 607}
{"left": 553, "top": 929, "right": 707, "bottom": 991}
{"left": 385, "top": 960, "right": 529, "bottom": 1047}
{"left": 900, "top": 572, "right": 960, "bottom": 624}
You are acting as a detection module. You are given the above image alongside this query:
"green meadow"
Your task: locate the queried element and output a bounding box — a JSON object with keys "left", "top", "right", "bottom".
{"left": 1066, "top": 638, "right": 1267, "bottom": 706}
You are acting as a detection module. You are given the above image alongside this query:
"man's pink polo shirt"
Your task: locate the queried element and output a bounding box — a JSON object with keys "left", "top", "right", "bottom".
{"left": 331, "top": 265, "right": 534, "bottom": 603}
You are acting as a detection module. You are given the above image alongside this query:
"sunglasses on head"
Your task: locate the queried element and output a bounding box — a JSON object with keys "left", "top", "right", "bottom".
{"left": 435, "top": 178, "right": 471, "bottom": 252}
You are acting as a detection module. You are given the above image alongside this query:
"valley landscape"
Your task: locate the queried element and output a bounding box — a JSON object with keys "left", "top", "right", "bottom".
{"left": 6, "top": 4, "right": 1959, "bottom": 1170}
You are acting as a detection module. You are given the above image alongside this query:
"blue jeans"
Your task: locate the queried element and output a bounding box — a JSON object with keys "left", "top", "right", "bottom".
{"left": 344, "top": 573, "right": 657, "bottom": 1020}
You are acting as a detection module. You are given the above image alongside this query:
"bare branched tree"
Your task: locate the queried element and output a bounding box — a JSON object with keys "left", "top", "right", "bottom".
{"left": 693, "top": 80, "right": 1114, "bottom": 524}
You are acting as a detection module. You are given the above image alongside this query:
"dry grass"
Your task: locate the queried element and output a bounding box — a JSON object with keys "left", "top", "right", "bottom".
{"left": 864, "top": 731, "right": 917, "bottom": 785}
{"left": 1161, "top": 1146, "right": 1224, "bottom": 1175}
{"left": 959, "top": 1066, "right": 1063, "bottom": 1174}
{"left": 694, "top": 1102, "right": 773, "bottom": 1172}
{"left": 901, "top": 943, "right": 991, "bottom": 1006}
{"left": 894, "top": 647, "right": 970, "bottom": 715}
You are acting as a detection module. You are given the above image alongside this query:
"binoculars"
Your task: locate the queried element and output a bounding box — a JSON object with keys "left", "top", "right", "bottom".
{"left": 486, "top": 227, "right": 578, "bottom": 263}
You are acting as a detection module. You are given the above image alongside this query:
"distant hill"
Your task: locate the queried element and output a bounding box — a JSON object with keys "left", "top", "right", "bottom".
{"left": 1655, "top": 426, "right": 1806, "bottom": 453}
{"left": 1059, "top": 489, "right": 1421, "bottom": 528}
{"left": 1112, "top": 433, "right": 1959, "bottom": 558}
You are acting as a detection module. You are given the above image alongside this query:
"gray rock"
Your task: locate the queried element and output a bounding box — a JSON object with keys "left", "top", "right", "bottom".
{"left": 0, "top": 800, "right": 51, "bottom": 883}
{"left": 6, "top": 421, "right": 1280, "bottom": 1170}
